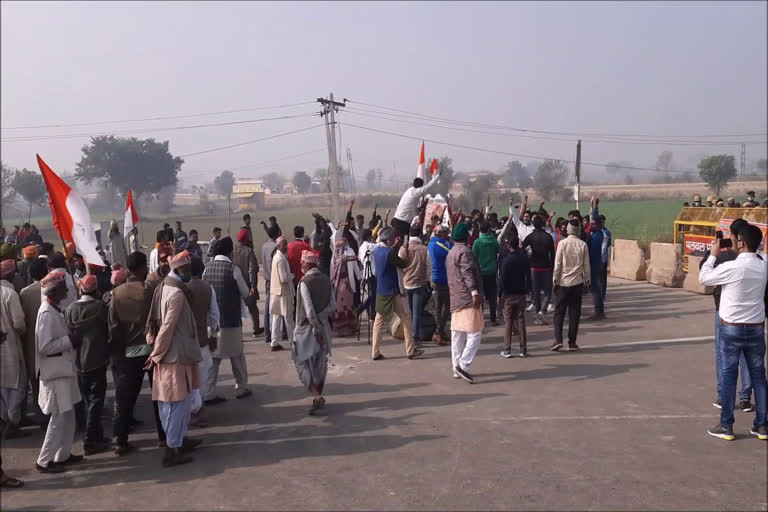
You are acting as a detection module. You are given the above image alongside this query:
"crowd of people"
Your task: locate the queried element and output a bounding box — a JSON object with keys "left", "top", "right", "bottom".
{"left": 0, "top": 173, "right": 766, "bottom": 488}
{"left": 684, "top": 190, "right": 768, "bottom": 208}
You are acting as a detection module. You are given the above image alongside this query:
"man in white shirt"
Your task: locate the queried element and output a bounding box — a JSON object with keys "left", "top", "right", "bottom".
{"left": 392, "top": 173, "right": 441, "bottom": 239}
{"left": 700, "top": 223, "right": 768, "bottom": 441}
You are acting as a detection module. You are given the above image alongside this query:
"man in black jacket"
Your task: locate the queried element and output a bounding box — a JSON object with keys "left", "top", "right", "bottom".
{"left": 499, "top": 237, "right": 531, "bottom": 358}
{"left": 522, "top": 215, "right": 556, "bottom": 325}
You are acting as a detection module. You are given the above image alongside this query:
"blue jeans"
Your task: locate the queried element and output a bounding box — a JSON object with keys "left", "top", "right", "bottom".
{"left": 718, "top": 323, "right": 767, "bottom": 429}
{"left": 407, "top": 286, "right": 426, "bottom": 341}
{"left": 714, "top": 312, "right": 752, "bottom": 402}
{"left": 531, "top": 269, "right": 553, "bottom": 314}
{"left": 590, "top": 266, "right": 604, "bottom": 314}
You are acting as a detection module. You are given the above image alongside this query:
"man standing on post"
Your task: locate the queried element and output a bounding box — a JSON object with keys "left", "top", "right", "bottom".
{"left": 472, "top": 221, "right": 500, "bottom": 326}
{"left": 203, "top": 237, "right": 253, "bottom": 402}
{"left": 109, "top": 252, "right": 166, "bottom": 455}
{"left": 65, "top": 275, "right": 110, "bottom": 455}
{"left": 701, "top": 224, "right": 768, "bottom": 441}
{"left": 392, "top": 171, "right": 441, "bottom": 241}
{"left": 261, "top": 225, "right": 279, "bottom": 346}
{"left": 234, "top": 229, "right": 264, "bottom": 339}
{"left": 145, "top": 251, "right": 202, "bottom": 467}
{"left": 551, "top": 219, "right": 590, "bottom": 352}
{"left": 269, "top": 237, "right": 293, "bottom": 353}
{"left": 446, "top": 222, "right": 484, "bottom": 383}
{"left": 428, "top": 225, "right": 452, "bottom": 346}
{"left": 35, "top": 272, "right": 84, "bottom": 473}
{"left": 370, "top": 227, "right": 424, "bottom": 361}
{"left": 499, "top": 237, "right": 531, "bottom": 358}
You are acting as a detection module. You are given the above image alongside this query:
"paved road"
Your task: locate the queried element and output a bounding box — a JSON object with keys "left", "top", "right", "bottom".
{"left": 2, "top": 278, "right": 766, "bottom": 511}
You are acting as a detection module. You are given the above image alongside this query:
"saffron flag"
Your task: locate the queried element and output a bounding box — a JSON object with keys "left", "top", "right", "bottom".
{"left": 416, "top": 141, "right": 426, "bottom": 181}
{"left": 124, "top": 190, "right": 138, "bottom": 236}
{"left": 36, "top": 154, "right": 105, "bottom": 266}
{"left": 429, "top": 158, "right": 438, "bottom": 176}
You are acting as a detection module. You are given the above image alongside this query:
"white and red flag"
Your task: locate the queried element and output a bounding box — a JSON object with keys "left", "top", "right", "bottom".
{"left": 36, "top": 154, "right": 105, "bottom": 266}
{"left": 416, "top": 141, "right": 426, "bottom": 181}
{"left": 123, "top": 189, "right": 138, "bottom": 236}
{"left": 429, "top": 158, "right": 438, "bottom": 176}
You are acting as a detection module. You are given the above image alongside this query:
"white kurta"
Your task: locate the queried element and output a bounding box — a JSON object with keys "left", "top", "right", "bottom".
{"left": 0, "top": 280, "right": 26, "bottom": 389}
{"left": 269, "top": 251, "right": 295, "bottom": 317}
{"left": 35, "top": 301, "right": 80, "bottom": 415}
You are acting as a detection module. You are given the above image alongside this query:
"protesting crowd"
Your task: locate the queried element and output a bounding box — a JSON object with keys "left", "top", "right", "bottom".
{"left": 1, "top": 170, "right": 766, "bottom": 489}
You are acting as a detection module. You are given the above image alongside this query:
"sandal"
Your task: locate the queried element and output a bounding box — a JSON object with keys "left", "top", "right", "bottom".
{"left": 0, "top": 474, "right": 25, "bottom": 488}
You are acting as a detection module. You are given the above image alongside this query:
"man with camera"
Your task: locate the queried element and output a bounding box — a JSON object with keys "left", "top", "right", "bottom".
{"left": 700, "top": 222, "right": 768, "bottom": 441}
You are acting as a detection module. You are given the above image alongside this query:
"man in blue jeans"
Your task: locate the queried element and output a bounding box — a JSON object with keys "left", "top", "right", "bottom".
{"left": 700, "top": 223, "right": 767, "bottom": 441}
{"left": 701, "top": 217, "right": 755, "bottom": 411}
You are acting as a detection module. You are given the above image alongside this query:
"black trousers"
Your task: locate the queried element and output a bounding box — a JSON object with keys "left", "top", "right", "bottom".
{"left": 481, "top": 274, "right": 498, "bottom": 323}
{"left": 77, "top": 367, "right": 107, "bottom": 446}
{"left": 111, "top": 356, "right": 165, "bottom": 445}
{"left": 553, "top": 284, "right": 583, "bottom": 345}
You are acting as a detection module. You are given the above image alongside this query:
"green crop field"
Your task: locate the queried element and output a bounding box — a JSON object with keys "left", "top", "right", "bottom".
{"left": 22, "top": 198, "right": 685, "bottom": 256}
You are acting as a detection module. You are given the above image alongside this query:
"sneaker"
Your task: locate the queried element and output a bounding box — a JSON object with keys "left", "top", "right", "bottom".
{"left": 454, "top": 365, "right": 474, "bottom": 383}
{"left": 500, "top": 348, "right": 513, "bottom": 358}
{"left": 235, "top": 389, "right": 253, "bottom": 399}
{"left": 713, "top": 400, "right": 722, "bottom": 409}
{"left": 550, "top": 342, "right": 563, "bottom": 351}
{"left": 707, "top": 424, "right": 735, "bottom": 441}
{"left": 271, "top": 344, "right": 285, "bottom": 352}
{"left": 749, "top": 425, "right": 768, "bottom": 440}
{"left": 568, "top": 343, "right": 580, "bottom": 351}
{"left": 519, "top": 350, "right": 528, "bottom": 358}
{"left": 740, "top": 400, "right": 754, "bottom": 413}
{"left": 36, "top": 461, "right": 66, "bottom": 474}
{"left": 546, "top": 304, "right": 555, "bottom": 313}
{"left": 114, "top": 442, "right": 136, "bottom": 456}
{"left": 452, "top": 371, "right": 461, "bottom": 379}
{"left": 526, "top": 304, "right": 535, "bottom": 312}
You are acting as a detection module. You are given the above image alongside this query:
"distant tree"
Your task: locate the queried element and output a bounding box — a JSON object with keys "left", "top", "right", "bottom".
{"left": 758, "top": 158, "right": 767, "bottom": 174}
{"left": 293, "top": 171, "right": 312, "bottom": 193}
{"left": 263, "top": 172, "right": 284, "bottom": 193}
{"left": 698, "top": 154, "right": 737, "bottom": 196}
{"left": 11, "top": 168, "right": 46, "bottom": 221}
{"left": 624, "top": 175, "right": 634, "bottom": 185}
{"left": 1, "top": 162, "right": 17, "bottom": 227}
{"left": 466, "top": 175, "right": 493, "bottom": 208}
{"left": 654, "top": 150, "right": 675, "bottom": 182}
{"left": 433, "top": 156, "right": 455, "bottom": 196}
{"left": 525, "top": 160, "right": 541, "bottom": 178}
{"left": 214, "top": 170, "right": 235, "bottom": 197}
{"left": 533, "top": 160, "right": 569, "bottom": 201}
{"left": 75, "top": 136, "right": 182, "bottom": 199}
{"left": 502, "top": 160, "right": 530, "bottom": 189}
{"left": 365, "top": 168, "right": 384, "bottom": 191}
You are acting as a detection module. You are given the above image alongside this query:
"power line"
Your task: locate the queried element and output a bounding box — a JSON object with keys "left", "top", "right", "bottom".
{"left": 346, "top": 99, "right": 767, "bottom": 140}
{"left": 1, "top": 101, "right": 317, "bottom": 130}
{"left": 180, "top": 124, "right": 325, "bottom": 158}
{"left": 341, "top": 108, "right": 766, "bottom": 147}
{"left": 1, "top": 112, "right": 322, "bottom": 143}
{"left": 182, "top": 147, "right": 327, "bottom": 177}
{"left": 341, "top": 121, "right": 704, "bottom": 175}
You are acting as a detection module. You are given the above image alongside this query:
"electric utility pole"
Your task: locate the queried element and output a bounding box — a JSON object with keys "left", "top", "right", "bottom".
{"left": 575, "top": 139, "right": 582, "bottom": 211}
{"left": 317, "top": 93, "right": 346, "bottom": 222}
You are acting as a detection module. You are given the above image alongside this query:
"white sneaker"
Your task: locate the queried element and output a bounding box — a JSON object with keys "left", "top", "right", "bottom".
{"left": 547, "top": 304, "right": 555, "bottom": 313}
{"left": 526, "top": 304, "right": 535, "bottom": 312}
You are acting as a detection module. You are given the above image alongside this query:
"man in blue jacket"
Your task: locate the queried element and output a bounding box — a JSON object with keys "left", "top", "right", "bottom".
{"left": 586, "top": 197, "right": 606, "bottom": 321}
{"left": 428, "top": 225, "right": 453, "bottom": 345}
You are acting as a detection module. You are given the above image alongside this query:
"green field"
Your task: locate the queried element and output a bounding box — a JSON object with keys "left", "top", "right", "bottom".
{"left": 19, "top": 198, "right": 683, "bottom": 256}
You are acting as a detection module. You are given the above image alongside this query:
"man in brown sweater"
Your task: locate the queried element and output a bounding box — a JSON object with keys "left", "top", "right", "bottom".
{"left": 399, "top": 225, "right": 432, "bottom": 343}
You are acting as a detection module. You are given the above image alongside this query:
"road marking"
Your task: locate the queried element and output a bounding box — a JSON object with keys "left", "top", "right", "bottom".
{"left": 580, "top": 335, "right": 713, "bottom": 350}
{"left": 471, "top": 414, "right": 713, "bottom": 422}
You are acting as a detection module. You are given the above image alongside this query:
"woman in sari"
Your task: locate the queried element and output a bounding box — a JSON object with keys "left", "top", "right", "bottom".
{"left": 330, "top": 239, "right": 361, "bottom": 337}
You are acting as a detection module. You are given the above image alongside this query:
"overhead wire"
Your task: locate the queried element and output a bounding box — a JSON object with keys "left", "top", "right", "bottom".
{"left": 346, "top": 99, "right": 767, "bottom": 140}
{"left": 182, "top": 147, "right": 327, "bottom": 177}
{"left": 179, "top": 124, "right": 325, "bottom": 158}
{"left": 341, "top": 108, "right": 766, "bottom": 147}
{"left": 340, "top": 121, "right": 705, "bottom": 175}
{"left": 1, "top": 101, "right": 317, "bottom": 130}
{"left": 1, "top": 112, "right": 323, "bottom": 143}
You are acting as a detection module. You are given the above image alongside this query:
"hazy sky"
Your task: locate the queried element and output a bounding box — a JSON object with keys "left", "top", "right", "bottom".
{"left": 2, "top": 1, "right": 766, "bottom": 186}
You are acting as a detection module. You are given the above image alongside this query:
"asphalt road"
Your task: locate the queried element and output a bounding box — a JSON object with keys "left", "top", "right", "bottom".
{"left": 2, "top": 278, "right": 766, "bottom": 511}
